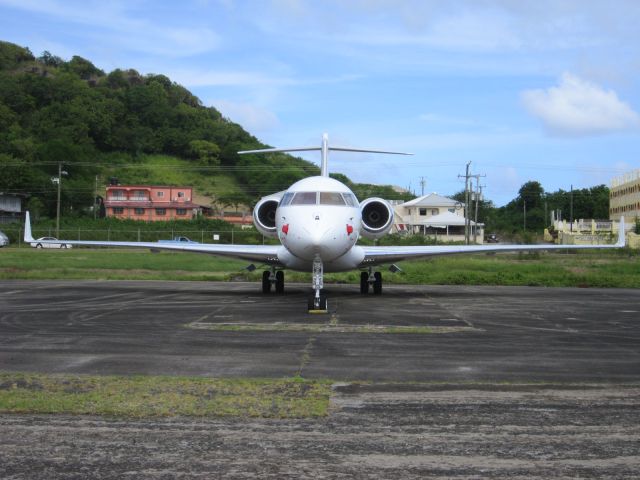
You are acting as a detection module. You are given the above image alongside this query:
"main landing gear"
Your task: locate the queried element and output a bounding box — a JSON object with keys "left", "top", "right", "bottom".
{"left": 360, "top": 267, "right": 382, "bottom": 295}
{"left": 262, "top": 267, "right": 285, "bottom": 294}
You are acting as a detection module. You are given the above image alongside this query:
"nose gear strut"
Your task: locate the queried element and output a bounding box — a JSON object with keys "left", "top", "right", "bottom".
{"left": 308, "top": 255, "right": 328, "bottom": 313}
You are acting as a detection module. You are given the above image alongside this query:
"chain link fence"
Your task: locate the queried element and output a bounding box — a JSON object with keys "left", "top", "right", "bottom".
{"left": 0, "top": 224, "right": 269, "bottom": 247}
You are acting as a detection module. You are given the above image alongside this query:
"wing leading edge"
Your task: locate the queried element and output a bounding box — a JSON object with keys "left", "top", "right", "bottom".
{"left": 360, "top": 217, "right": 626, "bottom": 266}
{"left": 23, "top": 212, "right": 282, "bottom": 265}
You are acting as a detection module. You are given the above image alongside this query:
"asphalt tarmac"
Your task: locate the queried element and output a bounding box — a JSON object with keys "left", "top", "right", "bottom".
{"left": 1, "top": 279, "right": 639, "bottom": 382}
{"left": 1, "top": 280, "right": 640, "bottom": 478}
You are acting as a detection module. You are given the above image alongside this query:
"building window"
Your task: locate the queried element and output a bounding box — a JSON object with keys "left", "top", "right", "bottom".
{"left": 176, "top": 208, "right": 187, "bottom": 215}
{"left": 112, "top": 207, "right": 124, "bottom": 214}
{"left": 134, "top": 208, "right": 145, "bottom": 215}
{"left": 132, "top": 190, "right": 147, "bottom": 200}
{"left": 155, "top": 208, "right": 166, "bottom": 215}
{"left": 110, "top": 190, "right": 125, "bottom": 200}
{"left": 419, "top": 208, "right": 427, "bottom": 216}
{"left": 431, "top": 208, "right": 439, "bottom": 215}
{"left": 177, "top": 192, "right": 185, "bottom": 198}
{"left": 156, "top": 191, "right": 164, "bottom": 198}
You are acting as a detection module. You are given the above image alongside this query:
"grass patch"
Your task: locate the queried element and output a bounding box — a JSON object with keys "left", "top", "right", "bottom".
{"left": 0, "top": 372, "right": 332, "bottom": 418}
{"left": 1, "top": 247, "right": 639, "bottom": 288}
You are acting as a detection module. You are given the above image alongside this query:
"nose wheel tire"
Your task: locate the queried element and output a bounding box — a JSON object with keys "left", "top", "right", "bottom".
{"left": 308, "top": 294, "right": 328, "bottom": 312}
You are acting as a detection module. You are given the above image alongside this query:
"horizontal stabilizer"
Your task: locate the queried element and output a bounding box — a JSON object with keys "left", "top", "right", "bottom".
{"left": 238, "top": 146, "right": 319, "bottom": 154}
{"left": 238, "top": 133, "right": 412, "bottom": 177}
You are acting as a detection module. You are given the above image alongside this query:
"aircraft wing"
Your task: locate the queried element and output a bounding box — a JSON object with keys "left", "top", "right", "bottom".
{"left": 23, "top": 212, "right": 282, "bottom": 265}
{"left": 360, "top": 218, "right": 626, "bottom": 266}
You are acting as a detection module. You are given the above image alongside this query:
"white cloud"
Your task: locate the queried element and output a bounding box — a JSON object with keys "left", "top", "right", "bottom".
{"left": 212, "top": 100, "right": 280, "bottom": 132}
{"left": 0, "top": 0, "right": 220, "bottom": 57}
{"left": 521, "top": 73, "right": 640, "bottom": 136}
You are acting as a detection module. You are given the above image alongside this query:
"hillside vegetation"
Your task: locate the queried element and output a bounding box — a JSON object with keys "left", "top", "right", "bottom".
{"left": 1, "top": 41, "right": 410, "bottom": 220}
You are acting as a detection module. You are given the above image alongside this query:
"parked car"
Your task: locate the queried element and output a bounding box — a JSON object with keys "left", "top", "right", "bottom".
{"left": 0, "top": 230, "right": 8, "bottom": 247}
{"left": 30, "top": 237, "right": 73, "bottom": 249}
{"left": 158, "top": 236, "right": 199, "bottom": 244}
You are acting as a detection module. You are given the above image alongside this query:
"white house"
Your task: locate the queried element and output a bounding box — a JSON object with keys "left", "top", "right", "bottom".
{"left": 392, "top": 193, "right": 484, "bottom": 243}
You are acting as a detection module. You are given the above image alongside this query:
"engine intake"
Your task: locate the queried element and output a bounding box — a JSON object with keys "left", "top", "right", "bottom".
{"left": 253, "top": 197, "right": 279, "bottom": 238}
{"left": 360, "top": 197, "right": 394, "bottom": 239}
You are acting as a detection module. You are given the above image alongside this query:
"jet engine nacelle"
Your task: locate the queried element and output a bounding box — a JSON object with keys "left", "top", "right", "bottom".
{"left": 360, "top": 197, "right": 394, "bottom": 239}
{"left": 252, "top": 197, "right": 279, "bottom": 238}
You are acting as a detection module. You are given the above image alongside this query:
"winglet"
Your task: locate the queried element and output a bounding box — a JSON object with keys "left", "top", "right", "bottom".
{"left": 617, "top": 217, "right": 626, "bottom": 247}
{"left": 24, "top": 211, "right": 34, "bottom": 243}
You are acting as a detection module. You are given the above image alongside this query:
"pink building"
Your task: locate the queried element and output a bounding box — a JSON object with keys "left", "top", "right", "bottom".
{"left": 105, "top": 185, "right": 199, "bottom": 221}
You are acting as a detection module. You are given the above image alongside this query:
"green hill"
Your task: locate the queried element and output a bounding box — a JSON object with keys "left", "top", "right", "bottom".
{"left": 0, "top": 40, "right": 330, "bottom": 219}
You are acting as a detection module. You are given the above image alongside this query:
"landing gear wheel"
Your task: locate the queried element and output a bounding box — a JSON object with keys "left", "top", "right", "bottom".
{"left": 262, "top": 270, "right": 271, "bottom": 293}
{"left": 360, "top": 271, "right": 369, "bottom": 294}
{"left": 308, "top": 294, "right": 328, "bottom": 312}
{"left": 275, "top": 270, "right": 284, "bottom": 294}
{"left": 373, "top": 271, "right": 382, "bottom": 294}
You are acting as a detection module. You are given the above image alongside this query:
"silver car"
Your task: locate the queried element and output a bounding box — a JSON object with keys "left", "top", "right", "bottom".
{"left": 30, "top": 237, "right": 73, "bottom": 249}
{"left": 0, "top": 230, "right": 8, "bottom": 247}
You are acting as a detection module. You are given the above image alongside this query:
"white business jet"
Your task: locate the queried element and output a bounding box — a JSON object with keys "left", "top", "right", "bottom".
{"left": 24, "top": 134, "right": 625, "bottom": 312}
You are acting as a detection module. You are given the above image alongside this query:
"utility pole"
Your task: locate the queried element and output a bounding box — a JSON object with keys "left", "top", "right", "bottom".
{"left": 570, "top": 184, "right": 574, "bottom": 232}
{"left": 420, "top": 176, "right": 426, "bottom": 196}
{"left": 473, "top": 182, "right": 484, "bottom": 244}
{"left": 54, "top": 163, "right": 68, "bottom": 238}
{"left": 523, "top": 200, "right": 527, "bottom": 231}
{"left": 56, "top": 162, "right": 62, "bottom": 238}
{"left": 458, "top": 164, "right": 486, "bottom": 245}
{"left": 458, "top": 162, "right": 472, "bottom": 245}
{"left": 94, "top": 175, "right": 98, "bottom": 220}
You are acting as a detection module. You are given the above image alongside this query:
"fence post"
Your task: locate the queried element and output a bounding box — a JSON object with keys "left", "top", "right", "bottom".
{"left": 138, "top": 228, "right": 141, "bottom": 242}
{"left": 231, "top": 228, "right": 234, "bottom": 244}
{"left": 201, "top": 230, "right": 204, "bottom": 243}
{"left": 108, "top": 228, "right": 110, "bottom": 241}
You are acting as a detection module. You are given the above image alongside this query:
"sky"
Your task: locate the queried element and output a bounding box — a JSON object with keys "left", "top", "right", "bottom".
{"left": 1, "top": 0, "right": 639, "bottom": 205}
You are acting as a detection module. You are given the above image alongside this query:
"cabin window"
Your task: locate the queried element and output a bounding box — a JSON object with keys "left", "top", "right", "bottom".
{"left": 291, "top": 192, "right": 317, "bottom": 205}
{"left": 280, "top": 192, "right": 294, "bottom": 206}
{"left": 320, "top": 192, "right": 345, "bottom": 205}
{"left": 342, "top": 193, "right": 357, "bottom": 206}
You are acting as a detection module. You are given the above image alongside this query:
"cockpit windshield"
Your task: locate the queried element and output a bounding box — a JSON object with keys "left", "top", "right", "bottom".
{"left": 279, "top": 191, "right": 359, "bottom": 207}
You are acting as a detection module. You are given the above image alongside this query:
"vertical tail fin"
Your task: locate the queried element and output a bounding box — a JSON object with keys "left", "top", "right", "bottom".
{"left": 24, "top": 211, "right": 34, "bottom": 243}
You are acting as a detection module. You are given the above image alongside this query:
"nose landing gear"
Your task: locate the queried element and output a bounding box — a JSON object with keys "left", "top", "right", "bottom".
{"left": 308, "top": 255, "right": 328, "bottom": 313}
